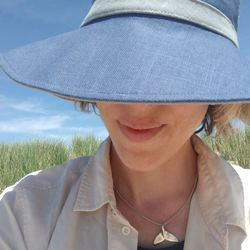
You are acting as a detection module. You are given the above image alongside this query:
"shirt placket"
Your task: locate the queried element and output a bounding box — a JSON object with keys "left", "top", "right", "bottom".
{"left": 106, "top": 205, "right": 138, "bottom": 250}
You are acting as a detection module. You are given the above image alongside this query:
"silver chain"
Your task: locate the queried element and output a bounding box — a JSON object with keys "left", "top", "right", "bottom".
{"left": 113, "top": 174, "right": 198, "bottom": 227}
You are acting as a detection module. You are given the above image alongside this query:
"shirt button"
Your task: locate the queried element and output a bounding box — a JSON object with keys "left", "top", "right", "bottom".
{"left": 111, "top": 208, "right": 117, "bottom": 216}
{"left": 121, "top": 226, "right": 131, "bottom": 236}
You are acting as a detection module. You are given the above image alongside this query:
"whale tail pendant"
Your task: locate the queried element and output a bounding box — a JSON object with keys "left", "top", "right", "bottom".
{"left": 153, "top": 225, "right": 179, "bottom": 245}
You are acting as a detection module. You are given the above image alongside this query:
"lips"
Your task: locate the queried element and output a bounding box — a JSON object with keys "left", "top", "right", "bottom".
{"left": 118, "top": 120, "right": 166, "bottom": 143}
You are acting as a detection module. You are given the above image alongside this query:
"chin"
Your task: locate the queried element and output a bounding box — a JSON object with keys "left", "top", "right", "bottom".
{"left": 111, "top": 135, "right": 179, "bottom": 172}
{"left": 119, "top": 149, "right": 165, "bottom": 172}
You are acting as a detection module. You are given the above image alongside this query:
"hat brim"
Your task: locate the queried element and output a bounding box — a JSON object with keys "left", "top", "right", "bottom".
{"left": 0, "top": 14, "right": 250, "bottom": 104}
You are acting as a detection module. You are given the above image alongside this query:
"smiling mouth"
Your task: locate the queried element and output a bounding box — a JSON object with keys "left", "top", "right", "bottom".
{"left": 117, "top": 120, "right": 166, "bottom": 143}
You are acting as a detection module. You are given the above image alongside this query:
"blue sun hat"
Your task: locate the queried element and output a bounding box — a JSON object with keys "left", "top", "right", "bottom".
{"left": 0, "top": 0, "right": 250, "bottom": 108}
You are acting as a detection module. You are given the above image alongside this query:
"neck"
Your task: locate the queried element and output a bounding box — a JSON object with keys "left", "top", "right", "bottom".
{"left": 111, "top": 139, "right": 198, "bottom": 208}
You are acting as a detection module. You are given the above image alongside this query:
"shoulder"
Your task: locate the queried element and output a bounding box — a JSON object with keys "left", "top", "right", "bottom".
{"left": 0, "top": 155, "right": 91, "bottom": 204}
{"left": 213, "top": 158, "right": 250, "bottom": 211}
{"left": 0, "top": 156, "right": 92, "bottom": 248}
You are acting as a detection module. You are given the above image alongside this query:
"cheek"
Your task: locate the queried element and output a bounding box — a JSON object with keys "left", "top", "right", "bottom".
{"left": 177, "top": 106, "right": 208, "bottom": 135}
{"left": 166, "top": 105, "right": 208, "bottom": 138}
{"left": 98, "top": 106, "right": 124, "bottom": 147}
{"left": 98, "top": 104, "right": 115, "bottom": 127}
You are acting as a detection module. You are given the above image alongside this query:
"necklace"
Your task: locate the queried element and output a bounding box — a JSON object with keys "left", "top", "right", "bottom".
{"left": 113, "top": 173, "right": 198, "bottom": 246}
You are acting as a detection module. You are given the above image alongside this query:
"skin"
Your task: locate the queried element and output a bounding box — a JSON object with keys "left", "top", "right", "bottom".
{"left": 97, "top": 103, "right": 208, "bottom": 247}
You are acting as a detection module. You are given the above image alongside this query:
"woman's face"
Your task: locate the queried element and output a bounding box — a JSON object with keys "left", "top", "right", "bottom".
{"left": 97, "top": 103, "right": 208, "bottom": 171}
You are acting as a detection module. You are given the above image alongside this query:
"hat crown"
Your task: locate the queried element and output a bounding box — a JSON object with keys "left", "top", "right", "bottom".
{"left": 84, "top": 0, "right": 239, "bottom": 47}
{"left": 202, "top": 0, "right": 240, "bottom": 30}
{"left": 90, "top": 0, "right": 241, "bottom": 30}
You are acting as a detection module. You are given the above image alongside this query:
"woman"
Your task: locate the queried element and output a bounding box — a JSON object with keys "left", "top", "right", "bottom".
{"left": 0, "top": 0, "right": 249, "bottom": 249}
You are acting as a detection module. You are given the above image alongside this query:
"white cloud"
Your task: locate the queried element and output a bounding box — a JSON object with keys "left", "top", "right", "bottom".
{"left": 0, "top": 114, "right": 107, "bottom": 138}
{"left": 9, "top": 101, "right": 46, "bottom": 114}
{"left": 0, "top": 115, "right": 69, "bottom": 133}
{"left": 0, "top": 95, "right": 47, "bottom": 114}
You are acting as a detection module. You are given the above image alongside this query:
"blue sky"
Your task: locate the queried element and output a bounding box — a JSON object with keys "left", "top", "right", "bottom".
{"left": 0, "top": 0, "right": 249, "bottom": 144}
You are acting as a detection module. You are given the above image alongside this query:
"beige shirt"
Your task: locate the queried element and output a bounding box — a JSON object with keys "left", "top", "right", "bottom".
{"left": 0, "top": 135, "right": 249, "bottom": 250}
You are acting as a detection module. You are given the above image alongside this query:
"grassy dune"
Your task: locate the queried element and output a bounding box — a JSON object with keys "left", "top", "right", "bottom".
{"left": 0, "top": 129, "right": 249, "bottom": 193}
{"left": 0, "top": 135, "right": 100, "bottom": 193}
{"left": 201, "top": 127, "right": 249, "bottom": 168}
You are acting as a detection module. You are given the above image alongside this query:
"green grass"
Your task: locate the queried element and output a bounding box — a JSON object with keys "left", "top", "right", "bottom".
{"left": 201, "top": 127, "right": 249, "bottom": 168}
{"left": 0, "top": 129, "right": 249, "bottom": 193}
{"left": 0, "top": 135, "right": 101, "bottom": 193}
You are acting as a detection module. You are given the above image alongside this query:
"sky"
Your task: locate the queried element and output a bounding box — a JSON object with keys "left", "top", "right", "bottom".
{"left": 0, "top": 0, "right": 250, "bottom": 144}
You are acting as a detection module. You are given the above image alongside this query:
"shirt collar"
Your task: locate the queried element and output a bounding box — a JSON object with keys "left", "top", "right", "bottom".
{"left": 73, "top": 137, "right": 117, "bottom": 212}
{"left": 191, "top": 135, "right": 247, "bottom": 242}
{"left": 73, "top": 135, "right": 247, "bottom": 237}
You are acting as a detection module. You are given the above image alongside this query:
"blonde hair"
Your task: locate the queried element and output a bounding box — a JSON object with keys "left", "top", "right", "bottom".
{"left": 74, "top": 101, "right": 244, "bottom": 137}
{"left": 197, "top": 104, "right": 243, "bottom": 136}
